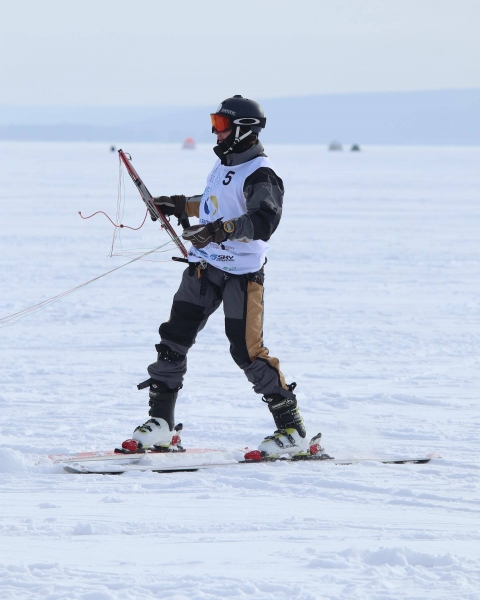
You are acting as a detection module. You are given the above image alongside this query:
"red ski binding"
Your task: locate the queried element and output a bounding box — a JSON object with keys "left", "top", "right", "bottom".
{"left": 309, "top": 443, "right": 322, "bottom": 455}
{"left": 122, "top": 439, "right": 139, "bottom": 452}
{"left": 244, "top": 450, "right": 263, "bottom": 461}
{"left": 114, "top": 439, "right": 146, "bottom": 454}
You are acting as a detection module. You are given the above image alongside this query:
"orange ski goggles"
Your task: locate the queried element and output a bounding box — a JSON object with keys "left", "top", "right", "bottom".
{"left": 210, "top": 113, "right": 232, "bottom": 133}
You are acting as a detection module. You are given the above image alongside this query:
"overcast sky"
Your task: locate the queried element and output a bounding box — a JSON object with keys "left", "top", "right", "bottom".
{"left": 1, "top": 0, "right": 479, "bottom": 107}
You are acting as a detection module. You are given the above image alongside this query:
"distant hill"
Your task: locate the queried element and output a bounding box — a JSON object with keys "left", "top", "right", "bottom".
{"left": 0, "top": 89, "right": 479, "bottom": 145}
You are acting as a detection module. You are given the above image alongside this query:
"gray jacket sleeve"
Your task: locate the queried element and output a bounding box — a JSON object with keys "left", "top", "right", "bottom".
{"left": 229, "top": 167, "right": 284, "bottom": 243}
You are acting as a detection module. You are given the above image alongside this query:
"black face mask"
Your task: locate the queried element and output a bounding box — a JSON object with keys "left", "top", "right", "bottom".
{"left": 213, "top": 129, "right": 258, "bottom": 160}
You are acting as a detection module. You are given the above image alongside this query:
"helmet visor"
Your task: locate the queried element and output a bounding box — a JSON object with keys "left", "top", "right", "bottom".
{"left": 210, "top": 114, "right": 232, "bottom": 133}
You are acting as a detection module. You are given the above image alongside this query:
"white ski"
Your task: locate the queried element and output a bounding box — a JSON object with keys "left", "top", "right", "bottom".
{"left": 58, "top": 452, "right": 439, "bottom": 474}
{"left": 49, "top": 447, "right": 222, "bottom": 464}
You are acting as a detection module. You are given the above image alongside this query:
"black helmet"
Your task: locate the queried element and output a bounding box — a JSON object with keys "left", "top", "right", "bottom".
{"left": 211, "top": 95, "right": 266, "bottom": 134}
{"left": 211, "top": 95, "right": 266, "bottom": 156}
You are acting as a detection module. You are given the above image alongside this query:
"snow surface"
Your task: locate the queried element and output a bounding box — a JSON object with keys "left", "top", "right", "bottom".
{"left": 1, "top": 142, "right": 479, "bottom": 599}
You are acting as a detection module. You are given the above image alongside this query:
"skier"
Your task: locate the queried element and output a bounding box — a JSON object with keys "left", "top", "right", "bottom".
{"left": 123, "top": 95, "right": 311, "bottom": 458}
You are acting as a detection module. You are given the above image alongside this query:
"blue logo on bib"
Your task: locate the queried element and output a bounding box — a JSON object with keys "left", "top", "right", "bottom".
{"left": 204, "top": 195, "right": 219, "bottom": 216}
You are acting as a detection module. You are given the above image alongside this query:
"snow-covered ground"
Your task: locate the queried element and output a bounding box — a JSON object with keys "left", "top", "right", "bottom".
{"left": 1, "top": 142, "right": 479, "bottom": 599}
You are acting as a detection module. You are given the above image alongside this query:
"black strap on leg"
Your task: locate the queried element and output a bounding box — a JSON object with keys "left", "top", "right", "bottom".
{"left": 137, "top": 378, "right": 154, "bottom": 390}
{"left": 240, "top": 275, "right": 246, "bottom": 292}
{"left": 198, "top": 263, "right": 209, "bottom": 296}
{"left": 188, "top": 262, "right": 199, "bottom": 277}
{"left": 155, "top": 343, "right": 185, "bottom": 362}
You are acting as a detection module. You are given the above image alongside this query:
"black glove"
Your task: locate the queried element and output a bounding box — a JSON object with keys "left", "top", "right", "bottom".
{"left": 151, "top": 195, "right": 186, "bottom": 220}
{"left": 182, "top": 219, "right": 227, "bottom": 249}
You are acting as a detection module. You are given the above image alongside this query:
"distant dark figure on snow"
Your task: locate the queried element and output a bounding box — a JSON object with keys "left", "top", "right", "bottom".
{"left": 329, "top": 140, "right": 343, "bottom": 151}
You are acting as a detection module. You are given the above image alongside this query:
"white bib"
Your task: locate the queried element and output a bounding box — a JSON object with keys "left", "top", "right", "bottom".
{"left": 188, "top": 156, "right": 275, "bottom": 274}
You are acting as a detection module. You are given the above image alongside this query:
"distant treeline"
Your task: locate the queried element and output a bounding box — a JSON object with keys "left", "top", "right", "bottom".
{"left": 0, "top": 89, "right": 479, "bottom": 145}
